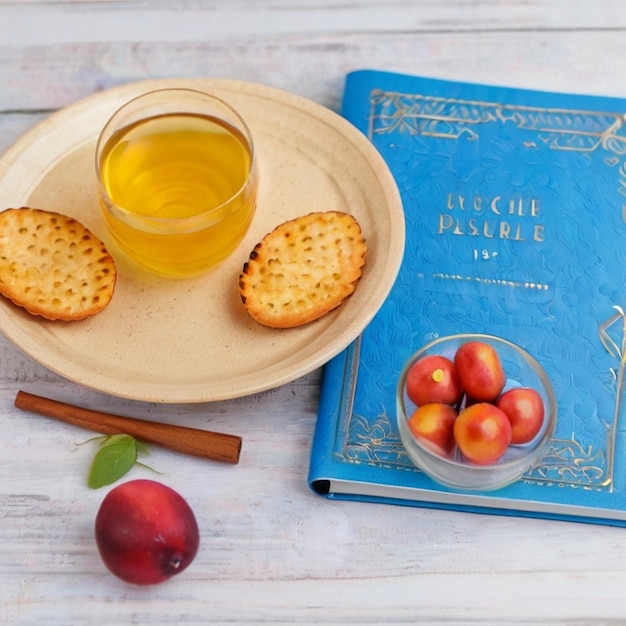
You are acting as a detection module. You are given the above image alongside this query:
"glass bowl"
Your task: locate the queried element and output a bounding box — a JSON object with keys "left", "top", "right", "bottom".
{"left": 396, "top": 334, "right": 557, "bottom": 491}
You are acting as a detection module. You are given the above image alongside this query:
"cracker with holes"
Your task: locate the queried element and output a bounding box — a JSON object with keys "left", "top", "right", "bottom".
{"left": 239, "top": 211, "right": 366, "bottom": 328}
{"left": 0, "top": 207, "right": 117, "bottom": 321}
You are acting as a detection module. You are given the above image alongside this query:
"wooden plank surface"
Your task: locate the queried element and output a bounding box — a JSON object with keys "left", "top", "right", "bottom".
{"left": 2, "top": 1, "right": 626, "bottom": 624}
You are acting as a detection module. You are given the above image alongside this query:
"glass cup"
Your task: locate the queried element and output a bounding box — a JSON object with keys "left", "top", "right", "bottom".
{"left": 95, "top": 88, "right": 258, "bottom": 278}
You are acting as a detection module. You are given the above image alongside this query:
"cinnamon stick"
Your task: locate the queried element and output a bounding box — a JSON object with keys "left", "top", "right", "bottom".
{"left": 15, "top": 390, "right": 241, "bottom": 465}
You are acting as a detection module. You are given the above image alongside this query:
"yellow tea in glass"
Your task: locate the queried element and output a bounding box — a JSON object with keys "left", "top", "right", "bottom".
{"left": 95, "top": 88, "right": 257, "bottom": 277}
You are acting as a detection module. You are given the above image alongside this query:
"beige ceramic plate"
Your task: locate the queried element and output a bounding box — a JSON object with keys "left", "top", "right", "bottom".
{"left": 0, "top": 79, "right": 404, "bottom": 403}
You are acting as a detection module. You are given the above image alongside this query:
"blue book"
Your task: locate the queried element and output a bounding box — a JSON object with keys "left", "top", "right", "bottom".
{"left": 307, "top": 69, "right": 626, "bottom": 526}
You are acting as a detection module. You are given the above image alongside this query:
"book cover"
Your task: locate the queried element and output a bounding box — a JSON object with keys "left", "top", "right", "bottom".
{"left": 308, "top": 69, "right": 626, "bottom": 526}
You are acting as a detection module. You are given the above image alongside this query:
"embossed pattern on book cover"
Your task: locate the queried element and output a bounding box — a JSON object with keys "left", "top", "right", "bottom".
{"left": 332, "top": 75, "right": 626, "bottom": 500}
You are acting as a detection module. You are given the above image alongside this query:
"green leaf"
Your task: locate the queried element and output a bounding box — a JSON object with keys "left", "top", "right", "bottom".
{"left": 87, "top": 434, "right": 138, "bottom": 489}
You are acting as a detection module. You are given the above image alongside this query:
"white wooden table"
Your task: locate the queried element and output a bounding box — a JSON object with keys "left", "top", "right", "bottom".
{"left": 2, "top": 1, "right": 626, "bottom": 623}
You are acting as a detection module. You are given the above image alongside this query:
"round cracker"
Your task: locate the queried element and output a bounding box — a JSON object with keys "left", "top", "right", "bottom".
{"left": 239, "top": 211, "right": 366, "bottom": 328}
{"left": 0, "top": 207, "right": 117, "bottom": 321}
